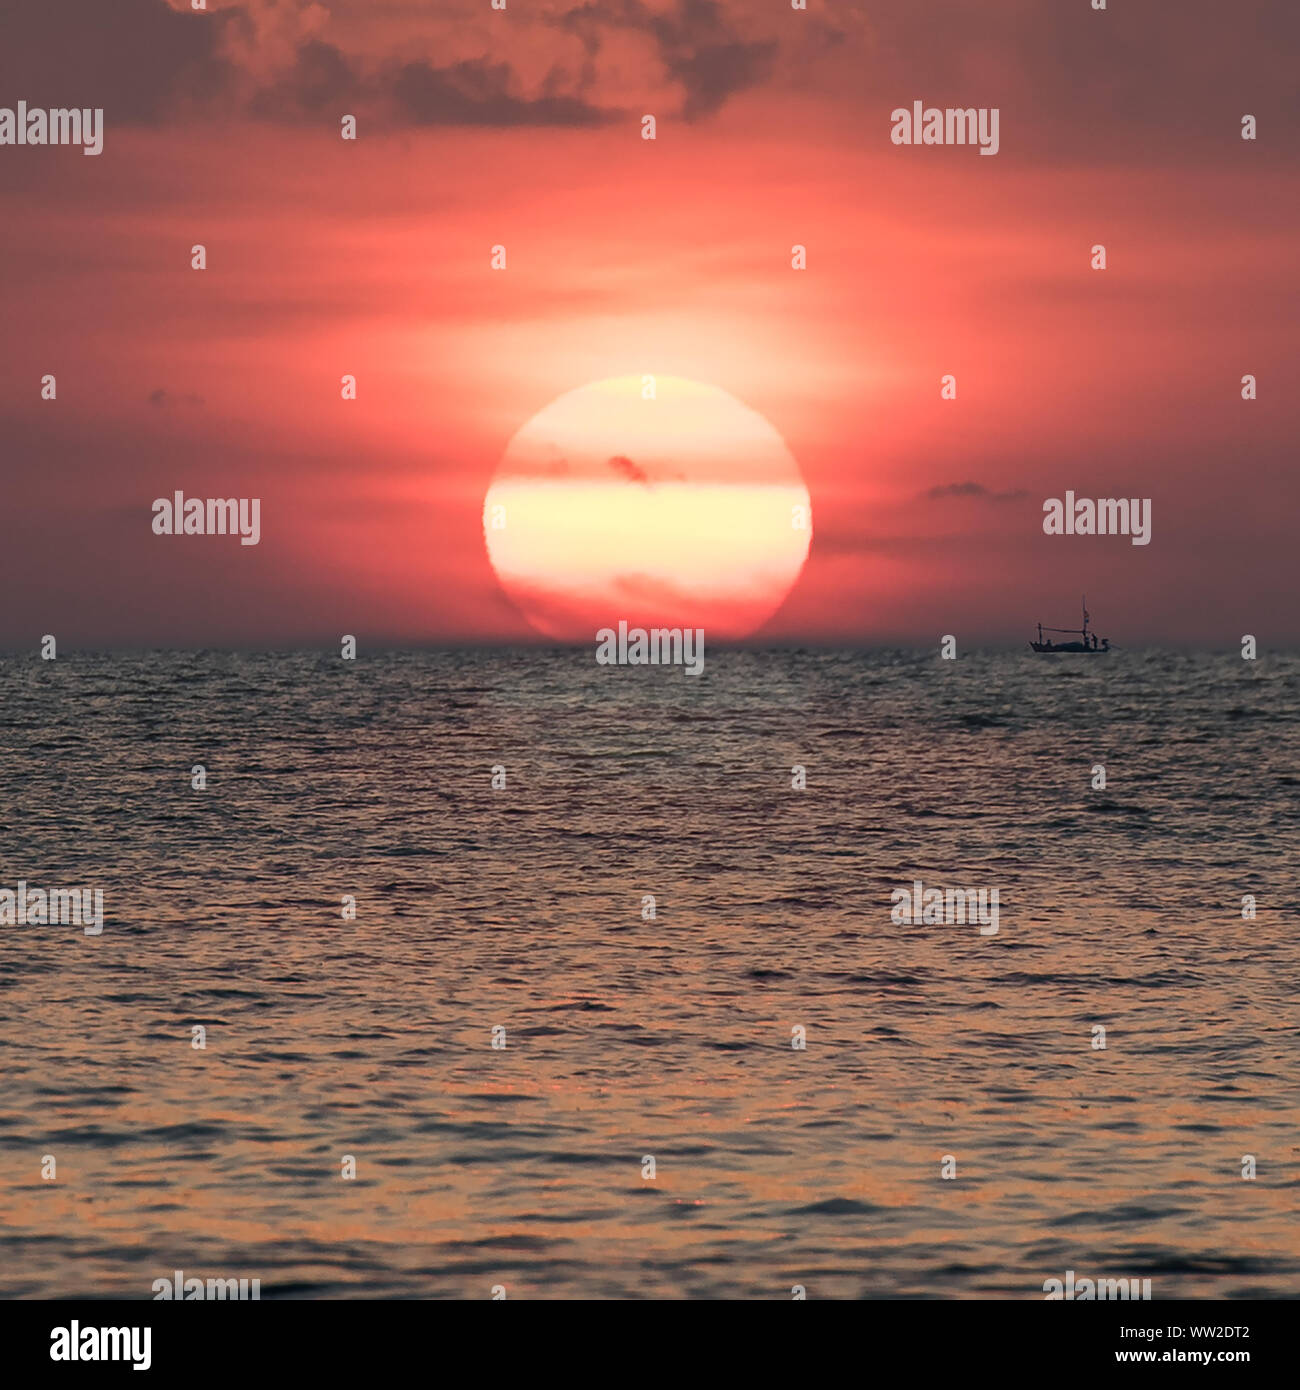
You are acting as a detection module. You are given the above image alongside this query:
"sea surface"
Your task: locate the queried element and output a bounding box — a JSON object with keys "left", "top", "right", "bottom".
{"left": 1, "top": 648, "right": 1297, "bottom": 1299}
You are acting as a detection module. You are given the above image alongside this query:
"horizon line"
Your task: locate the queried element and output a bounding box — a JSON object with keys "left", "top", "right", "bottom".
{"left": 3, "top": 640, "right": 1294, "bottom": 658}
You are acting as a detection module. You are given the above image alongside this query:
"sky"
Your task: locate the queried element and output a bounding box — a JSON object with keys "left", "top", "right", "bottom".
{"left": 1, "top": 0, "right": 1297, "bottom": 648}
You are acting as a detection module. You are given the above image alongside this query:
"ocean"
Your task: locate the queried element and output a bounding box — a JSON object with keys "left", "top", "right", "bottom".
{"left": 1, "top": 647, "right": 1297, "bottom": 1298}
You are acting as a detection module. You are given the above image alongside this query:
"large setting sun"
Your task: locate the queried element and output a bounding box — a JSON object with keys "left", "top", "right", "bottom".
{"left": 482, "top": 376, "right": 813, "bottom": 640}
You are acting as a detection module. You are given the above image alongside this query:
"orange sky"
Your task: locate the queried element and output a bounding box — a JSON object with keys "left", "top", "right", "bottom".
{"left": 2, "top": 0, "right": 1297, "bottom": 647}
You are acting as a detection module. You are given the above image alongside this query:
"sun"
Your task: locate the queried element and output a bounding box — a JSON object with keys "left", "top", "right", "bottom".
{"left": 482, "top": 376, "right": 813, "bottom": 641}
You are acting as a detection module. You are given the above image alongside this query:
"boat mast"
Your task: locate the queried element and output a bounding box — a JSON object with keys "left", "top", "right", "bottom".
{"left": 1034, "top": 599, "right": 1103, "bottom": 649}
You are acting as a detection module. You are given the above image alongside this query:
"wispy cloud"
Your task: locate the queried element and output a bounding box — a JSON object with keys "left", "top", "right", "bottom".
{"left": 924, "top": 482, "right": 1028, "bottom": 504}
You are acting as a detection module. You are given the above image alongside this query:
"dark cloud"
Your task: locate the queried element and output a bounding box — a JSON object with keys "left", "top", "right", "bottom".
{"left": 387, "top": 58, "right": 610, "bottom": 129}
{"left": 665, "top": 37, "right": 776, "bottom": 121}
{"left": 4, "top": 0, "right": 1296, "bottom": 152}
{"left": 645, "top": 0, "right": 777, "bottom": 121}
{"left": 608, "top": 455, "right": 651, "bottom": 486}
{"left": 0, "top": 0, "right": 238, "bottom": 122}
{"left": 809, "top": 531, "right": 917, "bottom": 558}
{"left": 1, "top": 0, "right": 611, "bottom": 131}
{"left": 149, "top": 389, "right": 205, "bottom": 408}
{"left": 555, "top": 0, "right": 1300, "bottom": 157}
{"left": 250, "top": 39, "right": 367, "bottom": 120}
{"left": 925, "top": 482, "right": 1028, "bottom": 503}
{"left": 558, "top": 0, "right": 777, "bottom": 121}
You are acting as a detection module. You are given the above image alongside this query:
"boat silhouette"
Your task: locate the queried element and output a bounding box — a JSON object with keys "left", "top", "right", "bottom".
{"left": 1031, "top": 596, "right": 1110, "bottom": 654}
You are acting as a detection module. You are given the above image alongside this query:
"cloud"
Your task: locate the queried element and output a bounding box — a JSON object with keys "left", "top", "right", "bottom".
{"left": 1, "top": 0, "right": 612, "bottom": 130}
{"left": 557, "top": 0, "right": 778, "bottom": 121}
{"left": 808, "top": 531, "right": 917, "bottom": 558}
{"left": 6, "top": 0, "right": 1296, "bottom": 153}
{"left": 608, "top": 455, "right": 651, "bottom": 486}
{"left": 148, "top": 389, "right": 205, "bottom": 408}
{"left": 249, "top": 38, "right": 366, "bottom": 119}
{"left": 0, "top": 0, "right": 238, "bottom": 122}
{"left": 645, "top": 0, "right": 778, "bottom": 121}
{"left": 925, "top": 482, "right": 1028, "bottom": 503}
{"left": 386, "top": 57, "right": 611, "bottom": 128}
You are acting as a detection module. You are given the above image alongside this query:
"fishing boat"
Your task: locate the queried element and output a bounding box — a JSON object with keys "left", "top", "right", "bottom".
{"left": 1030, "top": 597, "right": 1110, "bottom": 653}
